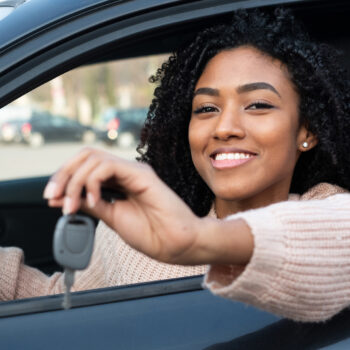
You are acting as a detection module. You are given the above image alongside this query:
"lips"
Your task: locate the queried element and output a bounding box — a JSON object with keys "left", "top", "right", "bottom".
{"left": 209, "top": 147, "right": 257, "bottom": 169}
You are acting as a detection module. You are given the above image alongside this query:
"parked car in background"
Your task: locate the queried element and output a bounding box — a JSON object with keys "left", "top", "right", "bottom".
{"left": 20, "top": 112, "right": 96, "bottom": 147}
{"left": 0, "top": 0, "right": 350, "bottom": 349}
{"left": 99, "top": 107, "right": 147, "bottom": 147}
{"left": 0, "top": 118, "right": 23, "bottom": 143}
{"left": 0, "top": 110, "right": 96, "bottom": 147}
{"left": 0, "top": 104, "right": 31, "bottom": 143}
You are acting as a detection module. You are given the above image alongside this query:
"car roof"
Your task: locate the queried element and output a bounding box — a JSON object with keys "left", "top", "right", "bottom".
{"left": 0, "top": 0, "right": 338, "bottom": 52}
{"left": 0, "top": 0, "right": 108, "bottom": 46}
{"left": 0, "top": 0, "right": 182, "bottom": 51}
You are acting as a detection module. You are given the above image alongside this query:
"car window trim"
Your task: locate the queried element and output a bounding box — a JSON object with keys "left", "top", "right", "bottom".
{"left": 0, "top": 0, "right": 180, "bottom": 54}
{"left": 0, "top": 176, "right": 49, "bottom": 205}
{"left": 0, "top": 275, "right": 203, "bottom": 318}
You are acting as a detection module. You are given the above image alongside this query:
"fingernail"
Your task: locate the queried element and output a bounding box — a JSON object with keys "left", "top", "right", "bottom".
{"left": 87, "top": 192, "right": 96, "bottom": 208}
{"left": 43, "top": 182, "right": 57, "bottom": 199}
{"left": 63, "top": 197, "right": 73, "bottom": 215}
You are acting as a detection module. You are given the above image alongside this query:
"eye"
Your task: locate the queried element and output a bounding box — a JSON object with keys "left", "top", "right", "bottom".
{"left": 246, "top": 102, "right": 274, "bottom": 110}
{"left": 193, "top": 105, "right": 218, "bottom": 114}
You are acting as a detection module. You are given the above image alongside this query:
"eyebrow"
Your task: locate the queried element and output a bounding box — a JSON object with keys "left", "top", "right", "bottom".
{"left": 193, "top": 87, "right": 219, "bottom": 97}
{"left": 237, "top": 82, "right": 281, "bottom": 97}
{"left": 193, "top": 82, "right": 281, "bottom": 98}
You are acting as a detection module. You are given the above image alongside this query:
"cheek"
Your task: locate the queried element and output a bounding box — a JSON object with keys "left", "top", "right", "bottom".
{"left": 255, "top": 116, "right": 299, "bottom": 169}
{"left": 188, "top": 119, "right": 210, "bottom": 173}
{"left": 188, "top": 119, "right": 205, "bottom": 156}
{"left": 188, "top": 119, "right": 197, "bottom": 152}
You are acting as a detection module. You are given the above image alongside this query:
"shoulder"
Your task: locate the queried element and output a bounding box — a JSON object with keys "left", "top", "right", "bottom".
{"left": 300, "top": 182, "right": 348, "bottom": 201}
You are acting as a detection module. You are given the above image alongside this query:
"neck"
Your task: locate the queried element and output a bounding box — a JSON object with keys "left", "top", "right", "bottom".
{"left": 214, "top": 183, "right": 290, "bottom": 219}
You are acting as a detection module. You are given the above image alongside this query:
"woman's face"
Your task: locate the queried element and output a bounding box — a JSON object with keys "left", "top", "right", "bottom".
{"left": 189, "top": 46, "right": 310, "bottom": 211}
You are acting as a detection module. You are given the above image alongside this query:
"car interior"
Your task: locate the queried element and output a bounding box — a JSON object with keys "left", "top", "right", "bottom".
{"left": 1, "top": 2, "right": 350, "bottom": 348}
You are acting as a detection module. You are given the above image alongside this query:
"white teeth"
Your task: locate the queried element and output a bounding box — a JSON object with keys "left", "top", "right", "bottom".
{"left": 215, "top": 153, "right": 252, "bottom": 160}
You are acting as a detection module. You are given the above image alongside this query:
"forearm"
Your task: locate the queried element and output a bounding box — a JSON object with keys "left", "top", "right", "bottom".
{"left": 0, "top": 246, "right": 64, "bottom": 300}
{"left": 178, "top": 217, "right": 254, "bottom": 265}
{"left": 0, "top": 224, "right": 110, "bottom": 300}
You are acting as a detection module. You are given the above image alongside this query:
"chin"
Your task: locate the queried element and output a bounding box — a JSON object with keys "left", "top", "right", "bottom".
{"left": 213, "top": 187, "right": 251, "bottom": 201}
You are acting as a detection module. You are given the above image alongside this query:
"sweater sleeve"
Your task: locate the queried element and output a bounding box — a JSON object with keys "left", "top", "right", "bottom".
{"left": 0, "top": 220, "right": 207, "bottom": 300}
{"left": 203, "top": 193, "right": 350, "bottom": 322}
{"left": 0, "top": 222, "right": 111, "bottom": 301}
{"left": 0, "top": 246, "right": 64, "bottom": 300}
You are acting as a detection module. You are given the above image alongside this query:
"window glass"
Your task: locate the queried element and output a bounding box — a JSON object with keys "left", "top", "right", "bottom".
{"left": 0, "top": 54, "right": 169, "bottom": 180}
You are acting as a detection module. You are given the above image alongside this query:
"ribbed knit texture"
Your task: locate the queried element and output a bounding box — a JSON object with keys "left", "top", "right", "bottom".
{"left": 0, "top": 222, "right": 207, "bottom": 300}
{"left": 0, "top": 182, "right": 348, "bottom": 322}
{"left": 204, "top": 183, "right": 349, "bottom": 322}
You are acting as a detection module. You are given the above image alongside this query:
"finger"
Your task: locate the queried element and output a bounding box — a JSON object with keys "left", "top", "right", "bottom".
{"left": 47, "top": 198, "right": 64, "bottom": 207}
{"left": 89, "top": 157, "right": 156, "bottom": 196}
{"left": 43, "top": 147, "right": 100, "bottom": 200}
{"left": 63, "top": 154, "right": 105, "bottom": 214}
{"left": 81, "top": 194, "right": 141, "bottom": 242}
{"left": 83, "top": 160, "right": 120, "bottom": 208}
{"left": 80, "top": 198, "right": 115, "bottom": 224}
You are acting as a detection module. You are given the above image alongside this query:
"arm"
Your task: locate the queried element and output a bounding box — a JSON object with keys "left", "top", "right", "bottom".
{"left": 44, "top": 149, "right": 350, "bottom": 321}
{"left": 0, "top": 246, "right": 65, "bottom": 300}
{"left": 204, "top": 193, "right": 350, "bottom": 322}
{"left": 0, "top": 223, "right": 110, "bottom": 300}
{"left": 0, "top": 219, "right": 206, "bottom": 300}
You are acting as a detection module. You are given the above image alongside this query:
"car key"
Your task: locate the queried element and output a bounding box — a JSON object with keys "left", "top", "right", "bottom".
{"left": 53, "top": 214, "right": 95, "bottom": 309}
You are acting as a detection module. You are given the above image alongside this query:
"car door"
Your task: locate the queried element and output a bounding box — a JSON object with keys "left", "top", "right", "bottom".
{"left": 50, "top": 116, "right": 76, "bottom": 142}
{"left": 1, "top": 0, "right": 350, "bottom": 349}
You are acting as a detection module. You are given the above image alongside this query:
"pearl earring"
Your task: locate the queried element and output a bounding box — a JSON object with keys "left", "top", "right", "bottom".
{"left": 302, "top": 141, "right": 309, "bottom": 148}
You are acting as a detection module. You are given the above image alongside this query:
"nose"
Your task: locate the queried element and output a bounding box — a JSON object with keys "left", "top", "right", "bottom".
{"left": 212, "top": 107, "right": 245, "bottom": 140}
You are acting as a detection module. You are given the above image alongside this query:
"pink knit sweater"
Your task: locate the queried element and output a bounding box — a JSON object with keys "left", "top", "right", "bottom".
{"left": 0, "top": 182, "right": 348, "bottom": 322}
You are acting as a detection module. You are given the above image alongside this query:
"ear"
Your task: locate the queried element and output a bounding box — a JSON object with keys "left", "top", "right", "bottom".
{"left": 296, "top": 125, "right": 318, "bottom": 152}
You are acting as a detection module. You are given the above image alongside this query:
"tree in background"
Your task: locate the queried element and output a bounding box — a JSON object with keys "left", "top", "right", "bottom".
{"left": 11, "top": 54, "right": 169, "bottom": 125}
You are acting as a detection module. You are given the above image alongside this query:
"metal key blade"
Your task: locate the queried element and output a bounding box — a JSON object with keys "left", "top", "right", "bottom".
{"left": 62, "top": 268, "right": 75, "bottom": 310}
{"left": 53, "top": 215, "right": 95, "bottom": 310}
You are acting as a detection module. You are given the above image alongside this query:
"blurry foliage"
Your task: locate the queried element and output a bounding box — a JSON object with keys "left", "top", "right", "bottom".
{"left": 21, "top": 54, "right": 169, "bottom": 124}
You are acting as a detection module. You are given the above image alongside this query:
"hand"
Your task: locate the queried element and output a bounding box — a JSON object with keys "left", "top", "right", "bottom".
{"left": 43, "top": 148, "right": 204, "bottom": 264}
{"left": 44, "top": 148, "right": 253, "bottom": 266}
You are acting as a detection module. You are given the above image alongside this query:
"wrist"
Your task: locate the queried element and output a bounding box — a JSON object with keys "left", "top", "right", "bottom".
{"left": 192, "top": 216, "right": 254, "bottom": 265}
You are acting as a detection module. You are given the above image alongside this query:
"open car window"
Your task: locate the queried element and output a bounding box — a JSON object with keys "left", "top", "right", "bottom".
{"left": 0, "top": 54, "right": 168, "bottom": 181}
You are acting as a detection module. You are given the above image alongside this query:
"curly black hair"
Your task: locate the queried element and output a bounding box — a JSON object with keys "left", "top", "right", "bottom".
{"left": 137, "top": 7, "right": 350, "bottom": 217}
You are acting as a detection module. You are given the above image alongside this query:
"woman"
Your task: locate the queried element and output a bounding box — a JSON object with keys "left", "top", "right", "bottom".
{"left": 2, "top": 8, "right": 350, "bottom": 322}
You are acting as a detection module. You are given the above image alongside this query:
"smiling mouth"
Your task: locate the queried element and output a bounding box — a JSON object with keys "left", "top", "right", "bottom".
{"left": 210, "top": 152, "right": 256, "bottom": 169}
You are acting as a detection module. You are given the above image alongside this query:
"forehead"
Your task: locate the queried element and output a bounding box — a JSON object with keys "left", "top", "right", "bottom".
{"left": 196, "top": 46, "right": 294, "bottom": 94}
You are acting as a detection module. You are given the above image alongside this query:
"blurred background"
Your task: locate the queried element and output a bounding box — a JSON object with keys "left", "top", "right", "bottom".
{"left": 0, "top": 54, "right": 169, "bottom": 180}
